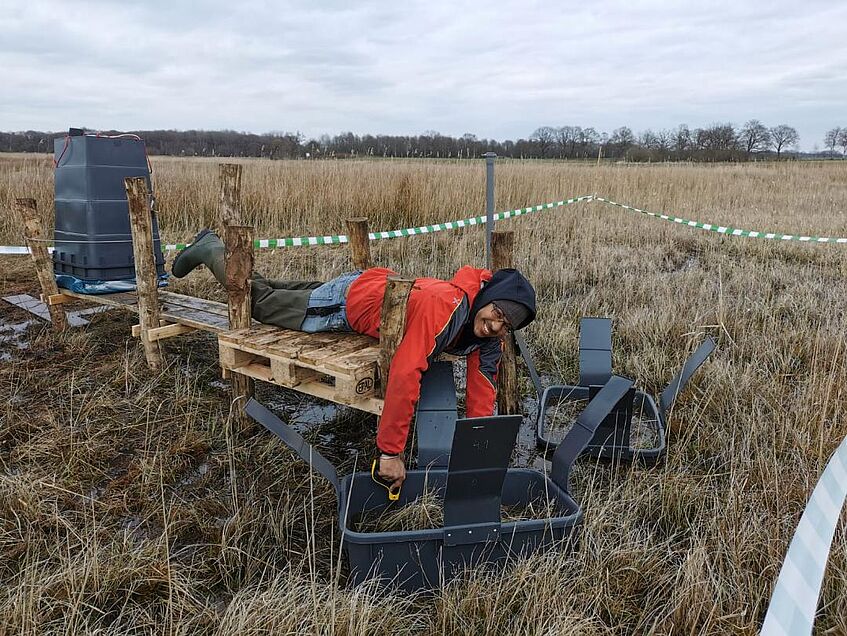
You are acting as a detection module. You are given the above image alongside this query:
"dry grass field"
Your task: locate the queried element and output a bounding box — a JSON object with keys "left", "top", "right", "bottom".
{"left": 1, "top": 154, "right": 846, "bottom": 634}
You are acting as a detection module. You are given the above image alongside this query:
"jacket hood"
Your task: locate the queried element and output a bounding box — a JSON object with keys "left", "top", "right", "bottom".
{"left": 471, "top": 268, "right": 537, "bottom": 330}
{"left": 448, "top": 266, "right": 492, "bottom": 304}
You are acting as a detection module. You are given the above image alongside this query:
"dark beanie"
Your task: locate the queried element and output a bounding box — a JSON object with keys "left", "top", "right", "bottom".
{"left": 471, "top": 268, "right": 537, "bottom": 330}
{"left": 494, "top": 300, "right": 529, "bottom": 329}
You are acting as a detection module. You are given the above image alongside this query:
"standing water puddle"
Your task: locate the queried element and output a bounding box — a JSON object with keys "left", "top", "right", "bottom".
{"left": 0, "top": 294, "right": 114, "bottom": 362}
{"left": 256, "top": 390, "right": 373, "bottom": 470}
{"left": 0, "top": 319, "right": 35, "bottom": 361}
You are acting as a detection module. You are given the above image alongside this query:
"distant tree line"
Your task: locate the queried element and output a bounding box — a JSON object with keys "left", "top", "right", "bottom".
{"left": 2, "top": 121, "right": 844, "bottom": 162}
{"left": 0, "top": 129, "right": 304, "bottom": 160}
{"left": 528, "top": 121, "right": 811, "bottom": 161}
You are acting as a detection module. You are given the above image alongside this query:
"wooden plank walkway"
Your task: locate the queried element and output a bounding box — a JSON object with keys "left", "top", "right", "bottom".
{"left": 60, "top": 289, "right": 237, "bottom": 333}
{"left": 219, "top": 324, "right": 383, "bottom": 415}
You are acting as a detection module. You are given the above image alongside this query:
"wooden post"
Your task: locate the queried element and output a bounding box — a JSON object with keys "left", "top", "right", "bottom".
{"left": 377, "top": 275, "right": 414, "bottom": 399}
{"left": 224, "top": 224, "right": 255, "bottom": 415}
{"left": 346, "top": 217, "right": 372, "bottom": 270}
{"left": 492, "top": 231, "right": 519, "bottom": 415}
{"left": 219, "top": 163, "right": 242, "bottom": 231}
{"left": 125, "top": 177, "right": 164, "bottom": 371}
{"left": 16, "top": 198, "right": 68, "bottom": 332}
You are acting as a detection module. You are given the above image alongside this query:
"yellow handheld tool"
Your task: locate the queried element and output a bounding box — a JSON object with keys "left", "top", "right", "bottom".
{"left": 371, "top": 459, "right": 401, "bottom": 501}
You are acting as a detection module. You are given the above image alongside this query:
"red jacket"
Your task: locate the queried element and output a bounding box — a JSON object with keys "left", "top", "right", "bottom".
{"left": 346, "top": 266, "right": 501, "bottom": 454}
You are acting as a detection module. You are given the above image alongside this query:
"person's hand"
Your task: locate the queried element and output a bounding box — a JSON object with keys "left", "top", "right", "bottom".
{"left": 379, "top": 454, "right": 406, "bottom": 491}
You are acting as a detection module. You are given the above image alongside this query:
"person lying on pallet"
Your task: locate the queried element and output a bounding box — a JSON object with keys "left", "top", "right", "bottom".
{"left": 172, "top": 229, "right": 537, "bottom": 489}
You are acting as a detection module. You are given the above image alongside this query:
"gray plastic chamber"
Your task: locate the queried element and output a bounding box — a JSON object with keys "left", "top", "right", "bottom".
{"left": 530, "top": 317, "right": 716, "bottom": 465}
{"left": 244, "top": 373, "right": 635, "bottom": 592}
{"left": 53, "top": 132, "right": 165, "bottom": 281}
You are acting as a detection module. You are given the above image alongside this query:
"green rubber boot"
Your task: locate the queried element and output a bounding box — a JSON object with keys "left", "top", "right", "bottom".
{"left": 171, "top": 229, "right": 226, "bottom": 284}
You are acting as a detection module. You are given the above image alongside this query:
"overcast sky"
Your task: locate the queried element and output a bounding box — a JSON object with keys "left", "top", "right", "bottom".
{"left": 2, "top": 1, "right": 846, "bottom": 151}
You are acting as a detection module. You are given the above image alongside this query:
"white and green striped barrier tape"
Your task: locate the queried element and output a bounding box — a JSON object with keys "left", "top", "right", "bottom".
{"left": 2, "top": 193, "right": 846, "bottom": 254}
{"left": 174, "top": 195, "right": 594, "bottom": 251}
{"left": 761, "top": 433, "right": 847, "bottom": 635}
{"left": 0, "top": 195, "right": 592, "bottom": 254}
{"left": 594, "top": 197, "right": 847, "bottom": 244}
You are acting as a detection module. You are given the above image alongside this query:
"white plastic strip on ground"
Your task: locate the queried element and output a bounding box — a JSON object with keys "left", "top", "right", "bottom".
{"left": 761, "top": 433, "right": 847, "bottom": 636}
{"left": 0, "top": 246, "right": 54, "bottom": 255}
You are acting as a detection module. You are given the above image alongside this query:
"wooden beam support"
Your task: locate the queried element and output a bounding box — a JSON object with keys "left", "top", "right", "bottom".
{"left": 224, "top": 223, "right": 255, "bottom": 417}
{"left": 346, "top": 217, "right": 372, "bottom": 270}
{"left": 148, "top": 323, "right": 195, "bottom": 341}
{"left": 16, "top": 198, "right": 68, "bottom": 331}
{"left": 377, "top": 275, "right": 414, "bottom": 399}
{"left": 125, "top": 177, "right": 164, "bottom": 371}
{"left": 219, "top": 163, "right": 243, "bottom": 232}
{"left": 132, "top": 321, "right": 196, "bottom": 341}
{"left": 492, "top": 230, "right": 519, "bottom": 415}
{"left": 42, "top": 292, "right": 73, "bottom": 306}
{"left": 219, "top": 163, "right": 254, "bottom": 424}
{"left": 225, "top": 225, "right": 253, "bottom": 334}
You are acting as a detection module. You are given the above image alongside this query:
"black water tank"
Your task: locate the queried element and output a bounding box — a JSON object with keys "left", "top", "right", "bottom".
{"left": 53, "top": 133, "right": 165, "bottom": 281}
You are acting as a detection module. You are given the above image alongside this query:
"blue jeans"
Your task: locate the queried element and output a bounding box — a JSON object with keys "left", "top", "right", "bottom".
{"left": 299, "top": 271, "right": 362, "bottom": 333}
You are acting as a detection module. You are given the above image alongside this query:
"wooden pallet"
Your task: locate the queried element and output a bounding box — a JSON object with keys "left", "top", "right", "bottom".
{"left": 218, "top": 325, "right": 384, "bottom": 415}
{"left": 48, "top": 289, "right": 386, "bottom": 414}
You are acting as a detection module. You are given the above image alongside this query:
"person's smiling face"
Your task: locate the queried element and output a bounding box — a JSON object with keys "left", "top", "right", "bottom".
{"left": 472, "top": 302, "right": 512, "bottom": 339}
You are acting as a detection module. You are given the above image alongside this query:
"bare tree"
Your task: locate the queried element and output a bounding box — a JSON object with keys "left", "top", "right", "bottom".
{"left": 460, "top": 133, "right": 479, "bottom": 158}
{"left": 577, "top": 127, "right": 599, "bottom": 158}
{"left": 554, "top": 126, "right": 576, "bottom": 158}
{"left": 695, "top": 123, "right": 739, "bottom": 160}
{"left": 769, "top": 124, "right": 799, "bottom": 159}
{"left": 568, "top": 126, "right": 582, "bottom": 157}
{"left": 824, "top": 127, "right": 842, "bottom": 156}
{"left": 639, "top": 129, "right": 658, "bottom": 149}
{"left": 673, "top": 124, "right": 692, "bottom": 158}
{"left": 638, "top": 129, "right": 669, "bottom": 161}
{"left": 740, "top": 119, "right": 771, "bottom": 159}
{"left": 530, "top": 126, "right": 557, "bottom": 158}
{"left": 655, "top": 129, "right": 673, "bottom": 154}
{"left": 609, "top": 126, "right": 635, "bottom": 159}
{"left": 839, "top": 129, "right": 847, "bottom": 158}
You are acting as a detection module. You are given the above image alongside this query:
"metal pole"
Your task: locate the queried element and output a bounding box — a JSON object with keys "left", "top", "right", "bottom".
{"left": 483, "top": 152, "right": 496, "bottom": 270}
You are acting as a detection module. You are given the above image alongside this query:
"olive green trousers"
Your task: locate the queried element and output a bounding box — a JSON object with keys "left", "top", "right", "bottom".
{"left": 176, "top": 232, "right": 322, "bottom": 330}
{"left": 249, "top": 276, "right": 322, "bottom": 330}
